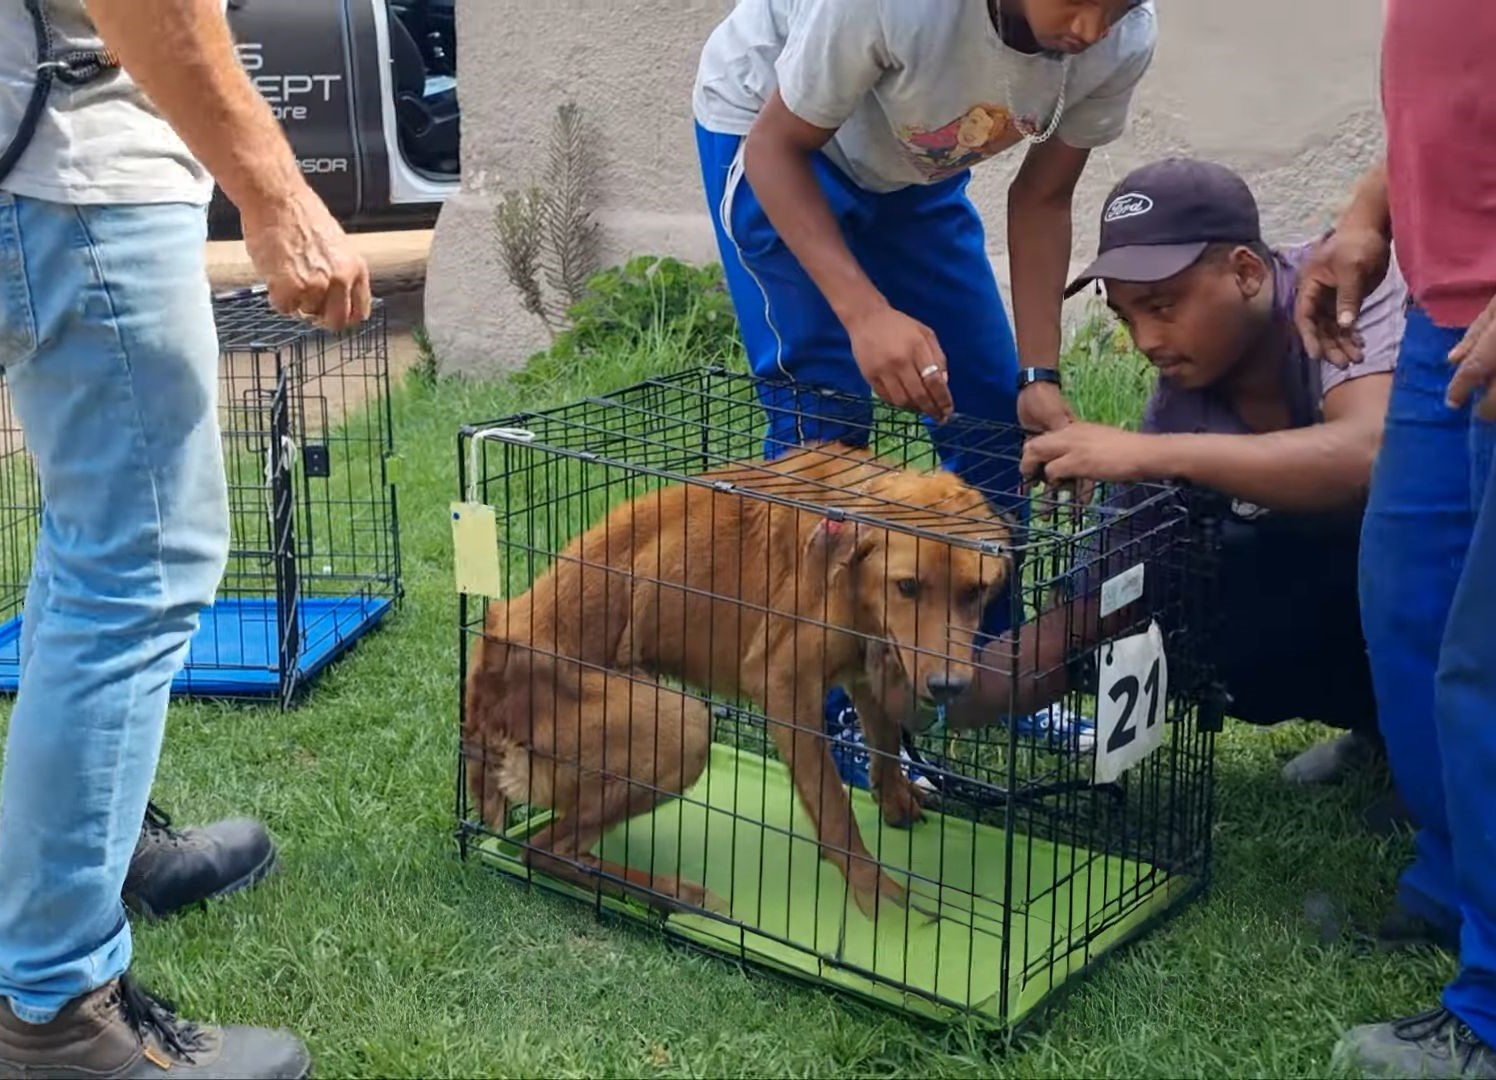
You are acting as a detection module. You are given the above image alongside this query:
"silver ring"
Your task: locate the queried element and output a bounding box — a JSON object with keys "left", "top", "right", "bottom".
{"left": 920, "top": 364, "right": 942, "bottom": 380}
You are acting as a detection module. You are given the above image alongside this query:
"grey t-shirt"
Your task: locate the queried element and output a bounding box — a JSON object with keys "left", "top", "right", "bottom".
{"left": 692, "top": 0, "right": 1157, "bottom": 194}
{"left": 0, "top": 0, "right": 215, "bottom": 204}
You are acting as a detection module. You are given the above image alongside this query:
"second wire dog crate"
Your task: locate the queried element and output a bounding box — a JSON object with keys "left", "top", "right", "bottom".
{"left": 0, "top": 286, "right": 403, "bottom": 707}
{"left": 455, "top": 367, "right": 1223, "bottom": 1030}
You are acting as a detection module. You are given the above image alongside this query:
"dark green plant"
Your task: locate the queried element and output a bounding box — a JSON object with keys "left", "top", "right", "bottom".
{"left": 408, "top": 323, "right": 440, "bottom": 390}
{"left": 495, "top": 186, "right": 550, "bottom": 332}
{"left": 548, "top": 255, "right": 741, "bottom": 364}
{"left": 1059, "top": 303, "right": 1157, "bottom": 429}
{"left": 494, "top": 102, "right": 601, "bottom": 339}
{"left": 540, "top": 102, "right": 600, "bottom": 321}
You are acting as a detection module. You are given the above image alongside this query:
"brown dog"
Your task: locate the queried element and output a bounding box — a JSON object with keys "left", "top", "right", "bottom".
{"left": 462, "top": 443, "right": 1010, "bottom": 919}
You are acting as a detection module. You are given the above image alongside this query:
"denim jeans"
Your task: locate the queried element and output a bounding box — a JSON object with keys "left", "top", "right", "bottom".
{"left": 1360, "top": 303, "right": 1496, "bottom": 1044}
{"left": 0, "top": 193, "right": 229, "bottom": 1023}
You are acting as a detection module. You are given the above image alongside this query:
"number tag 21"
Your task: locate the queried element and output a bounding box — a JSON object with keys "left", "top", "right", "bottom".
{"left": 1093, "top": 620, "right": 1169, "bottom": 785}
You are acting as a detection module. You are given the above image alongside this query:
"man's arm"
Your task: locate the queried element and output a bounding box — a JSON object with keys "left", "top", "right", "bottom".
{"left": 944, "top": 577, "right": 1144, "bottom": 729}
{"left": 1011, "top": 9, "right": 1155, "bottom": 435}
{"left": 89, "top": 0, "right": 298, "bottom": 231}
{"left": 87, "top": 0, "right": 370, "bottom": 329}
{"left": 1137, "top": 374, "right": 1392, "bottom": 509}
{"left": 1340, "top": 162, "right": 1393, "bottom": 240}
{"left": 1448, "top": 296, "right": 1496, "bottom": 421}
{"left": 739, "top": 0, "right": 954, "bottom": 421}
{"left": 943, "top": 607, "right": 1072, "bottom": 729}
{"left": 1008, "top": 138, "right": 1090, "bottom": 433}
{"left": 743, "top": 94, "right": 951, "bottom": 420}
{"left": 1020, "top": 374, "right": 1393, "bottom": 512}
{"left": 743, "top": 95, "right": 881, "bottom": 340}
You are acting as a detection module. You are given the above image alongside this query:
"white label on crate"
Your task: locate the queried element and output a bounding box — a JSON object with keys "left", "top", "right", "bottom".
{"left": 1093, "top": 620, "right": 1168, "bottom": 785}
{"left": 1099, "top": 561, "right": 1145, "bottom": 619}
{"left": 451, "top": 501, "right": 503, "bottom": 598}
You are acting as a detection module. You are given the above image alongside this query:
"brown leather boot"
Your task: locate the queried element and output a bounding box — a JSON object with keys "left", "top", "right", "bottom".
{"left": 0, "top": 972, "right": 309, "bottom": 1079}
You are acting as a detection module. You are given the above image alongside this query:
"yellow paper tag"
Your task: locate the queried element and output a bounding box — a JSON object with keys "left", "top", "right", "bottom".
{"left": 451, "top": 500, "right": 503, "bottom": 598}
{"left": 383, "top": 453, "right": 404, "bottom": 485}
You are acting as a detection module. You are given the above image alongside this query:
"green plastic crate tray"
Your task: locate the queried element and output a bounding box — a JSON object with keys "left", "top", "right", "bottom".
{"left": 472, "top": 742, "right": 1195, "bottom": 1027}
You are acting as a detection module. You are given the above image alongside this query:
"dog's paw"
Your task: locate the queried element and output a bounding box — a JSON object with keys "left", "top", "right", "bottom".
{"left": 876, "top": 776, "right": 928, "bottom": 830}
{"left": 848, "top": 864, "right": 911, "bottom": 921}
{"left": 656, "top": 876, "right": 728, "bottom": 916}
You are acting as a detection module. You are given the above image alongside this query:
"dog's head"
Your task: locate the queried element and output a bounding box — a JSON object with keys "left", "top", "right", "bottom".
{"left": 842, "top": 469, "right": 1012, "bottom": 729}
{"left": 742, "top": 510, "right": 871, "bottom": 678}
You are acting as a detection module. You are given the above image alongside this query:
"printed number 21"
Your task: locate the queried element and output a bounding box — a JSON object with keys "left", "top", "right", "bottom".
{"left": 1106, "top": 655, "right": 1162, "bottom": 753}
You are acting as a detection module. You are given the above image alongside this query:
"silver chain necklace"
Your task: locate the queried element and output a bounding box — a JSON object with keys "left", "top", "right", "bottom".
{"left": 1009, "top": 56, "right": 1071, "bottom": 143}
{"left": 993, "top": 5, "right": 1073, "bottom": 144}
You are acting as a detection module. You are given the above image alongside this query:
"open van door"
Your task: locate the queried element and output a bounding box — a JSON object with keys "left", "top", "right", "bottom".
{"left": 209, "top": 0, "right": 459, "bottom": 241}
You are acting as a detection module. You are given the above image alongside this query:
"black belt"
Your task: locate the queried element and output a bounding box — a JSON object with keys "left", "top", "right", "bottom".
{"left": 0, "top": 0, "right": 120, "bottom": 185}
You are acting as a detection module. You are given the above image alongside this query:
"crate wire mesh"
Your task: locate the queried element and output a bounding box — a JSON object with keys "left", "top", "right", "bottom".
{"left": 0, "top": 286, "right": 403, "bottom": 707}
{"left": 456, "top": 368, "right": 1222, "bottom": 1029}
{"left": 0, "top": 377, "right": 39, "bottom": 682}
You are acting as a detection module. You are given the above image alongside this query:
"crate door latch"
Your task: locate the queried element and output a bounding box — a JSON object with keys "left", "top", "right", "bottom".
{"left": 451, "top": 427, "right": 535, "bottom": 599}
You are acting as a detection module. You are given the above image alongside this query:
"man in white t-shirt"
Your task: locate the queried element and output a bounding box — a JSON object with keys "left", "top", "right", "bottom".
{"left": 693, "top": 0, "right": 1156, "bottom": 481}
{"left": 692, "top": 0, "right": 1157, "bottom": 747}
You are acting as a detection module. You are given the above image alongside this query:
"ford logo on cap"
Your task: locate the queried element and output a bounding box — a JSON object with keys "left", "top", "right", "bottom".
{"left": 1104, "top": 193, "right": 1154, "bottom": 223}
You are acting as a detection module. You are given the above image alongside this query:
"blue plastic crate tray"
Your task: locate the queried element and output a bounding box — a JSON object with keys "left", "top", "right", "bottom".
{"left": 0, "top": 593, "right": 392, "bottom": 698}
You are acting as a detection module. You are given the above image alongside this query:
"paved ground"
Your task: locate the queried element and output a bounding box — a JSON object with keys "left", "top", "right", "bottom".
{"left": 205, "top": 227, "right": 431, "bottom": 293}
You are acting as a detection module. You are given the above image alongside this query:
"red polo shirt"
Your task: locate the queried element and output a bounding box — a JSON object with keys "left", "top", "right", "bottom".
{"left": 1382, "top": 0, "right": 1496, "bottom": 329}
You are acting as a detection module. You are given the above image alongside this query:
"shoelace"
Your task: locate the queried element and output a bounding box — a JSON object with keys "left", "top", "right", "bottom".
{"left": 141, "top": 802, "right": 186, "bottom": 849}
{"left": 116, "top": 973, "right": 210, "bottom": 1064}
{"left": 1395, "top": 1007, "right": 1492, "bottom": 1069}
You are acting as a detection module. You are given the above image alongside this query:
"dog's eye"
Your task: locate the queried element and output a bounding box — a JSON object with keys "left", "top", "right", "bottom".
{"left": 963, "top": 585, "right": 986, "bottom": 608}
{"left": 896, "top": 578, "right": 919, "bottom": 599}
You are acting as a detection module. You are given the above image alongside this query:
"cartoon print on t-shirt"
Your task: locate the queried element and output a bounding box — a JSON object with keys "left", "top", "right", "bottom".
{"left": 897, "top": 104, "right": 1023, "bottom": 180}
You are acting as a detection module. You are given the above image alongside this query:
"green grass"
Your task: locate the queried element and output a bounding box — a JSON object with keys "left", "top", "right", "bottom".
{"left": 0, "top": 307, "right": 1451, "bottom": 1078}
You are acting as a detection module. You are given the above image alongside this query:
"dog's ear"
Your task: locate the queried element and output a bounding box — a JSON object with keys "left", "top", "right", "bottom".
{"left": 974, "top": 510, "right": 1018, "bottom": 596}
{"left": 980, "top": 546, "right": 1014, "bottom": 596}
{"left": 806, "top": 517, "right": 877, "bottom": 578}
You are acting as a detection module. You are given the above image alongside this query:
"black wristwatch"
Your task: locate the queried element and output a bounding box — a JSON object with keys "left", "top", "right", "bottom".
{"left": 1016, "top": 367, "right": 1062, "bottom": 393}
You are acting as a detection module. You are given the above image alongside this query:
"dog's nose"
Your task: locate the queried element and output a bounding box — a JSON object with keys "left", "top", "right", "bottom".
{"left": 925, "top": 672, "right": 970, "bottom": 703}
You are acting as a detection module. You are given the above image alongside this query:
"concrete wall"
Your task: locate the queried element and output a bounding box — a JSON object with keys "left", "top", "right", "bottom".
{"left": 426, "top": 0, "right": 1387, "bottom": 377}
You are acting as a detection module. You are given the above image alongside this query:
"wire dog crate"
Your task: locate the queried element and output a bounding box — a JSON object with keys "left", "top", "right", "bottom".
{"left": 0, "top": 286, "right": 403, "bottom": 707}
{"left": 456, "top": 368, "right": 1223, "bottom": 1030}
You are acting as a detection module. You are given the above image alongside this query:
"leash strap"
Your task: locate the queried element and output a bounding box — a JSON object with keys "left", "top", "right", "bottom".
{"left": 0, "top": 0, "right": 121, "bottom": 186}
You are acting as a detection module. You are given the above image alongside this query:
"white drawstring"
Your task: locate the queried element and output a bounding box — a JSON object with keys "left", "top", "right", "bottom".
{"left": 263, "top": 435, "right": 300, "bottom": 544}
{"left": 465, "top": 427, "right": 535, "bottom": 503}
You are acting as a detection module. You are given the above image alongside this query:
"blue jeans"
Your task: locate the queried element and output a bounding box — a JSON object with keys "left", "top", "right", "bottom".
{"left": 694, "top": 123, "right": 1024, "bottom": 509}
{"left": 0, "top": 194, "right": 229, "bottom": 1023}
{"left": 1360, "top": 303, "right": 1496, "bottom": 1044}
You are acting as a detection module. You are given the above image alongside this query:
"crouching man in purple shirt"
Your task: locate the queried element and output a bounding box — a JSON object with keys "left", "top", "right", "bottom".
{"left": 1019, "top": 158, "right": 1405, "bottom": 799}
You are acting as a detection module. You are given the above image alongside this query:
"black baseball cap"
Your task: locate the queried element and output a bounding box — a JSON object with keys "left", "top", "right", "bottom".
{"left": 1064, "top": 157, "right": 1263, "bottom": 299}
